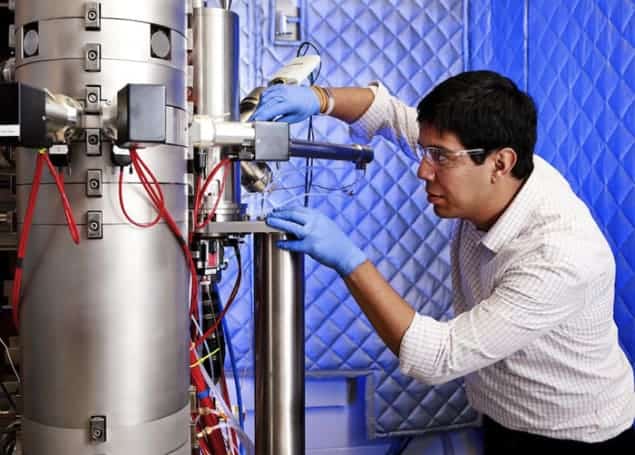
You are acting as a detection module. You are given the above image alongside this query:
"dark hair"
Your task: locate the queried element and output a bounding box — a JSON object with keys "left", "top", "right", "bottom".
{"left": 416, "top": 70, "right": 536, "bottom": 179}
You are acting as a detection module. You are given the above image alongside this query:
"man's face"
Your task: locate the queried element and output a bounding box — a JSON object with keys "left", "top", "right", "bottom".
{"left": 417, "top": 124, "right": 494, "bottom": 223}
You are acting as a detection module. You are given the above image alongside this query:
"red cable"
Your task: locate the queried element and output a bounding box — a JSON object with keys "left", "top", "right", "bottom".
{"left": 191, "top": 349, "right": 229, "bottom": 454}
{"left": 118, "top": 168, "right": 162, "bottom": 228}
{"left": 129, "top": 150, "right": 199, "bottom": 316}
{"left": 194, "top": 159, "right": 231, "bottom": 230}
{"left": 12, "top": 153, "right": 46, "bottom": 329}
{"left": 43, "top": 154, "right": 80, "bottom": 244}
{"left": 197, "top": 160, "right": 230, "bottom": 230}
{"left": 194, "top": 249, "right": 241, "bottom": 348}
{"left": 189, "top": 175, "right": 202, "bottom": 245}
{"left": 129, "top": 150, "right": 239, "bottom": 452}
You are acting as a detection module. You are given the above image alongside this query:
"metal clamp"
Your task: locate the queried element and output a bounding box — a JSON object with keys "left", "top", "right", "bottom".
{"left": 84, "top": 43, "right": 101, "bottom": 72}
{"left": 88, "top": 415, "right": 106, "bottom": 442}
{"left": 86, "top": 170, "right": 102, "bottom": 197}
{"left": 85, "top": 86, "right": 101, "bottom": 114}
{"left": 85, "top": 128, "right": 101, "bottom": 156}
{"left": 86, "top": 211, "right": 103, "bottom": 239}
{"left": 84, "top": 2, "right": 101, "bottom": 30}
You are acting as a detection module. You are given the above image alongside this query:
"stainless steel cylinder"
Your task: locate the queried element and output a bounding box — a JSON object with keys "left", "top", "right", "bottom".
{"left": 14, "top": 1, "right": 189, "bottom": 453}
{"left": 192, "top": 7, "right": 243, "bottom": 222}
{"left": 253, "top": 233, "right": 305, "bottom": 455}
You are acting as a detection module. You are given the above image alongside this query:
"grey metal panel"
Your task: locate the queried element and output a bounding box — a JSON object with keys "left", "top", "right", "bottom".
{"left": 15, "top": 59, "right": 186, "bottom": 109}
{"left": 15, "top": 19, "right": 187, "bottom": 71}
{"left": 15, "top": 183, "right": 186, "bottom": 225}
{"left": 15, "top": 0, "right": 187, "bottom": 36}
{"left": 254, "top": 233, "right": 305, "bottom": 455}
{"left": 20, "top": 224, "right": 190, "bottom": 428}
{"left": 15, "top": 144, "right": 187, "bottom": 185}
{"left": 23, "top": 404, "right": 190, "bottom": 455}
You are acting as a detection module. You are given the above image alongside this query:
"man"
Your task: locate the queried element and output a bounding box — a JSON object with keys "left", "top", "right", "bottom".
{"left": 254, "top": 71, "right": 635, "bottom": 453}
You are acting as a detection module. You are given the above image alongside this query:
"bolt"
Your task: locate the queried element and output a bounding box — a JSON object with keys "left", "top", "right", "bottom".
{"left": 89, "top": 221, "right": 99, "bottom": 232}
{"left": 88, "top": 179, "right": 100, "bottom": 190}
{"left": 87, "top": 93, "right": 98, "bottom": 104}
{"left": 88, "top": 134, "right": 99, "bottom": 145}
{"left": 87, "top": 10, "right": 97, "bottom": 21}
{"left": 87, "top": 50, "right": 98, "bottom": 61}
{"left": 91, "top": 428, "right": 102, "bottom": 439}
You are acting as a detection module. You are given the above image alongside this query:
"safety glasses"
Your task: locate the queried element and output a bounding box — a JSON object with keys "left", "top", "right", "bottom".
{"left": 414, "top": 144, "right": 488, "bottom": 167}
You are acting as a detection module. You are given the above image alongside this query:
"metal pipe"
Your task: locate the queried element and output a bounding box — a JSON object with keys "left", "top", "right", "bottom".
{"left": 290, "top": 139, "right": 374, "bottom": 167}
{"left": 238, "top": 87, "right": 273, "bottom": 192}
{"left": 192, "top": 7, "right": 243, "bottom": 222}
{"left": 254, "top": 233, "right": 305, "bottom": 455}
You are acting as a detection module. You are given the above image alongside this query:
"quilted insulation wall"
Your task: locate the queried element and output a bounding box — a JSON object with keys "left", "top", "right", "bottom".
{"left": 218, "top": 0, "right": 635, "bottom": 441}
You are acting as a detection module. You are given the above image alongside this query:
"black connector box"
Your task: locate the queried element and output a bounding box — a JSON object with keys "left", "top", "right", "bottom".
{"left": 0, "top": 82, "right": 48, "bottom": 148}
{"left": 116, "top": 84, "right": 166, "bottom": 149}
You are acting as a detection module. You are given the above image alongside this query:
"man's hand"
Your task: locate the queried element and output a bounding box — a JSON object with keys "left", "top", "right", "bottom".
{"left": 250, "top": 85, "right": 320, "bottom": 123}
{"left": 266, "top": 206, "right": 367, "bottom": 276}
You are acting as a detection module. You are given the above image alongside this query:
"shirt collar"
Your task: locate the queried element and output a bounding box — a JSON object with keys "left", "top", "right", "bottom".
{"left": 479, "top": 156, "right": 543, "bottom": 253}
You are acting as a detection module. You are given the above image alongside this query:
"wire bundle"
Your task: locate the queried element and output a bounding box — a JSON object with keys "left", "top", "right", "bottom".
{"left": 12, "top": 150, "right": 80, "bottom": 328}
{"left": 119, "top": 149, "right": 247, "bottom": 454}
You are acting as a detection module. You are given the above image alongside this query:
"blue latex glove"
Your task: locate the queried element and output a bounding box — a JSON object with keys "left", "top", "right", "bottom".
{"left": 250, "top": 84, "right": 320, "bottom": 123}
{"left": 266, "top": 206, "right": 367, "bottom": 276}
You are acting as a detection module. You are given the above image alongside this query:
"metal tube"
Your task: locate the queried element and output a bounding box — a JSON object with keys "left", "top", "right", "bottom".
{"left": 192, "top": 7, "right": 243, "bottom": 222}
{"left": 290, "top": 139, "right": 374, "bottom": 166}
{"left": 254, "top": 233, "right": 305, "bottom": 455}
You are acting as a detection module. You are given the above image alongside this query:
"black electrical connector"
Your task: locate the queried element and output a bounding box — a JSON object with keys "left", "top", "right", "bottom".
{"left": 111, "top": 145, "right": 132, "bottom": 167}
{"left": 115, "top": 84, "right": 166, "bottom": 149}
{"left": 0, "top": 82, "right": 48, "bottom": 148}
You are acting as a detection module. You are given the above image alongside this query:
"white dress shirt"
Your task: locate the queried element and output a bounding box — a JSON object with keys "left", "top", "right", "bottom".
{"left": 350, "top": 82, "right": 635, "bottom": 442}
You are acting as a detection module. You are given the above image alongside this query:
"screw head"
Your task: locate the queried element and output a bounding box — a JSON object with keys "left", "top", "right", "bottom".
{"left": 89, "top": 221, "right": 99, "bottom": 232}
{"left": 87, "top": 50, "right": 98, "bottom": 61}
{"left": 87, "top": 10, "right": 97, "bottom": 21}
{"left": 88, "top": 134, "right": 99, "bottom": 145}
{"left": 87, "top": 93, "right": 98, "bottom": 104}
{"left": 89, "top": 179, "right": 100, "bottom": 190}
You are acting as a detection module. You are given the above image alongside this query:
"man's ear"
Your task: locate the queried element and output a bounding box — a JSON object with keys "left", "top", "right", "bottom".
{"left": 493, "top": 147, "right": 517, "bottom": 177}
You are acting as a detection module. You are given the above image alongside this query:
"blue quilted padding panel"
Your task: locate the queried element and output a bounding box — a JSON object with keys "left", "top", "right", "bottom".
{"left": 468, "top": 0, "right": 527, "bottom": 89}
{"left": 220, "top": 0, "right": 479, "bottom": 438}
{"left": 221, "top": 0, "right": 635, "bottom": 440}
{"left": 527, "top": 0, "right": 635, "bottom": 364}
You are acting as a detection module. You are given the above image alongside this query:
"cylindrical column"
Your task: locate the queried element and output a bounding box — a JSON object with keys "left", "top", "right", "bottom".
{"left": 14, "top": 1, "right": 190, "bottom": 453}
{"left": 192, "top": 7, "right": 243, "bottom": 222}
{"left": 253, "top": 233, "right": 305, "bottom": 455}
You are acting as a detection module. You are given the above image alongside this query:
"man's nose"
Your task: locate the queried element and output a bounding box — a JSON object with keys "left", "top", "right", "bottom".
{"left": 417, "top": 158, "right": 435, "bottom": 181}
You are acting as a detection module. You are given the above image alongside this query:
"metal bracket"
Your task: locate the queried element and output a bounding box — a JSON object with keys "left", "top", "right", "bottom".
{"left": 86, "top": 170, "right": 102, "bottom": 197}
{"left": 8, "top": 25, "right": 15, "bottom": 49}
{"left": 254, "top": 122, "right": 289, "bottom": 161}
{"left": 85, "top": 128, "right": 101, "bottom": 156}
{"left": 88, "top": 415, "right": 106, "bottom": 442}
{"left": 84, "top": 43, "right": 101, "bottom": 72}
{"left": 84, "top": 86, "right": 101, "bottom": 114}
{"left": 86, "top": 211, "right": 103, "bottom": 239}
{"left": 84, "top": 2, "right": 101, "bottom": 31}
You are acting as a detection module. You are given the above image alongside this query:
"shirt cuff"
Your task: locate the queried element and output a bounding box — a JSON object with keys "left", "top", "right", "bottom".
{"left": 349, "top": 81, "right": 390, "bottom": 144}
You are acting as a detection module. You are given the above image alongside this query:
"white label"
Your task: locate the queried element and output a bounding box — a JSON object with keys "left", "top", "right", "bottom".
{"left": 0, "top": 125, "right": 19, "bottom": 137}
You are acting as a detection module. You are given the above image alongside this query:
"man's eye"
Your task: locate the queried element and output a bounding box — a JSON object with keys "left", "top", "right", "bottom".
{"left": 436, "top": 153, "right": 450, "bottom": 163}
